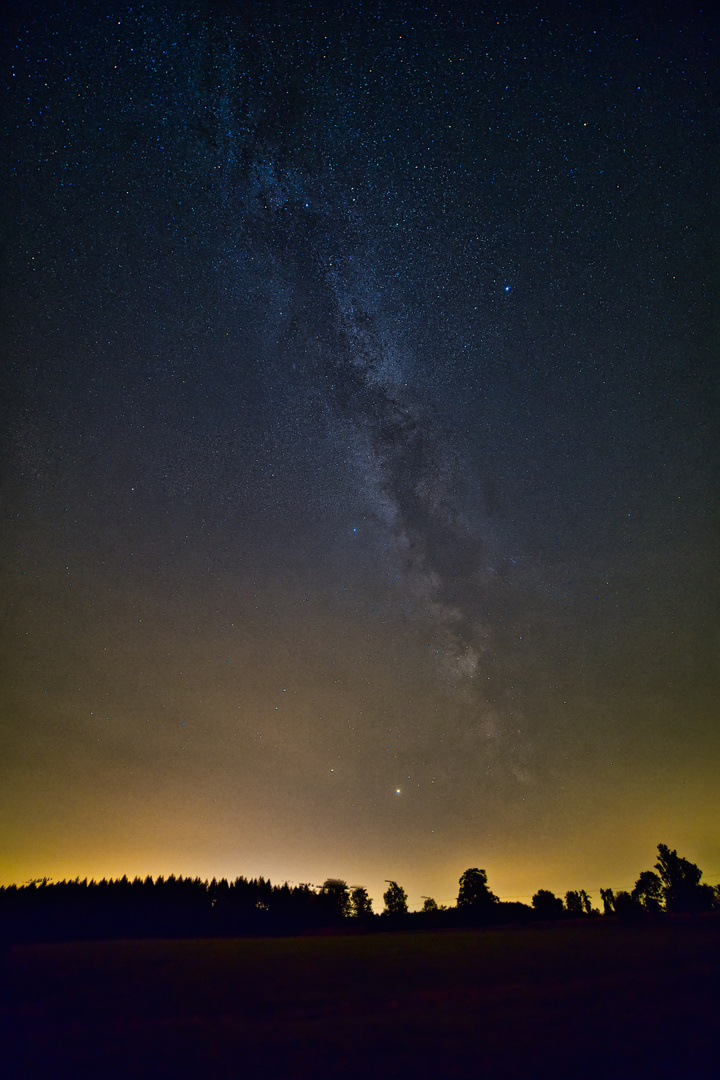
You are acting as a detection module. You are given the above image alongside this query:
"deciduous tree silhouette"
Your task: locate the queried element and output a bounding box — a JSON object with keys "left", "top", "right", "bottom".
{"left": 564, "top": 890, "right": 584, "bottom": 916}
{"left": 578, "top": 889, "right": 597, "bottom": 915}
{"left": 320, "top": 878, "right": 351, "bottom": 920}
{"left": 532, "top": 889, "right": 564, "bottom": 919}
{"left": 349, "top": 885, "right": 373, "bottom": 918}
{"left": 383, "top": 881, "right": 408, "bottom": 916}
{"left": 600, "top": 887, "right": 615, "bottom": 915}
{"left": 654, "top": 844, "right": 716, "bottom": 913}
{"left": 632, "top": 870, "right": 663, "bottom": 913}
{"left": 612, "top": 890, "right": 645, "bottom": 920}
{"left": 457, "top": 868, "right": 498, "bottom": 909}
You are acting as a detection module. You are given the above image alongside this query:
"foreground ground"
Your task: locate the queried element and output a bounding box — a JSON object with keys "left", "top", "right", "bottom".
{"left": 3, "top": 916, "right": 719, "bottom": 1078}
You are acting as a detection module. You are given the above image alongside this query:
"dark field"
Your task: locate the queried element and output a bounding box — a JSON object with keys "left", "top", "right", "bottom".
{"left": 3, "top": 917, "right": 719, "bottom": 1079}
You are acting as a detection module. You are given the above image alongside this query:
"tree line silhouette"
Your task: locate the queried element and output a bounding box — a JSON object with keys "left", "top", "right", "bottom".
{"left": 2, "top": 844, "right": 717, "bottom": 945}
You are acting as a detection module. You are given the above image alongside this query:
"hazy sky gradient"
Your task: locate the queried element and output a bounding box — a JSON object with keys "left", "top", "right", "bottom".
{"left": 2, "top": 0, "right": 718, "bottom": 908}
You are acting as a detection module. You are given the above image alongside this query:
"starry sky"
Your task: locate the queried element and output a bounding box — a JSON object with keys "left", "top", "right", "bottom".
{"left": 2, "top": 0, "right": 718, "bottom": 908}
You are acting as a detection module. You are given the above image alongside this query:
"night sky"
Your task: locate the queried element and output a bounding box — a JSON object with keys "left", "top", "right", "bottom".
{"left": 2, "top": 0, "right": 718, "bottom": 908}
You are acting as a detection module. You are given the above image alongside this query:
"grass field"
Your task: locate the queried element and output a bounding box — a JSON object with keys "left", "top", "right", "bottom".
{"left": 3, "top": 916, "right": 719, "bottom": 1078}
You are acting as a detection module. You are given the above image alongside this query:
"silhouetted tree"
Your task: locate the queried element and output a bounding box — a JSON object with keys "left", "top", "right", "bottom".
{"left": 612, "top": 890, "right": 643, "bottom": 920}
{"left": 422, "top": 897, "right": 439, "bottom": 912}
{"left": 632, "top": 870, "right": 663, "bottom": 913}
{"left": 600, "top": 888, "right": 615, "bottom": 915}
{"left": 564, "top": 890, "right": 584, "bottom": 916}
{"left": 349, "top": 885, "right": 373, "bottom": 918}
{"left": 457, "top": 868, "right": 498, "bottom": 909}
{"left": 320, "top": 878, "right": 351, "bottom": 920}
{"left": 383, "top": 881, "right": 408, "bottom": 916}
{"left": 532, "top": 889, "right": 564, "bottom": 919}
{"left": 578, "top": 889, "right": 597, "bottom": 915}
{"left": 654, "top": 844, "right": 716, "bottom": 913}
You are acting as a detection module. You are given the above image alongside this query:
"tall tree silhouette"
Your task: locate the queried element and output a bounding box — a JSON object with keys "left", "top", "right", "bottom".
{"left": 564, "top": 891, "right": 584, "bottom": 916}
{"left": 383, "top": 881, "right": 408, "bottom": 916}
{"left": 632, "top": 870, "right": 663, "bottom": 913}
{"left": 349, "top": 886, "right": 373, "bottom": 919}
{"left": 457, "top": 868, "right": 498, "bottom": 910}
{"left": 654, "top": 845, "right": 716, "bottom": 913}
{"left": 578, "top": 890, "right": 594, "bottom": 915}
{"left": 320, "top": 879, "right": 351, "bottom": 920}
{"left": 600, "top": 888, "right": 615, "bottom": 915}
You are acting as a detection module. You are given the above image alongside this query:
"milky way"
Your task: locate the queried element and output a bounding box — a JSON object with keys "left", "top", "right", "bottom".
{"left": 241, "top": 148, "right": 486, "bottom": 694}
